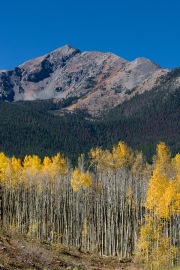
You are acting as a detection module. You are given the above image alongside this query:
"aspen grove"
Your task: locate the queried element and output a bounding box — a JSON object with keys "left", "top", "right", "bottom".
{"left": 0, "top": 142, "right": 179, "bottom": 269}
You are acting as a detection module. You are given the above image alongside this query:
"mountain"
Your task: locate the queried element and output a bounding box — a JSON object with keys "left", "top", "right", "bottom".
{"left": 0, "top": 45, "right": 168, "bottom": 114}
{"left": 0, "top": 45, "right": 179, "bottom": 162}
{"left": 0, "top": 68, "right": 179, "bottom": 163}
{"left": 101, "top": 67, "right": 180, "bottom": 158}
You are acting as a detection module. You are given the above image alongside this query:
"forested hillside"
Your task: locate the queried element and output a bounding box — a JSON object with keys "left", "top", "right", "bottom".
{"left": 102, "top": 68, "right": 180, "bottom": 158}
{"left": 0, "top": 69, "right": 179, "bottom": 164}
{"left": 0, "top": 101, "right": 96, "bottom": 163}
{"left": 0, "top": 142, "right": 179, "bottom": 269}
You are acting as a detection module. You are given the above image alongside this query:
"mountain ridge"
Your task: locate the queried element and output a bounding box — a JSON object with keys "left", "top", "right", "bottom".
{"left": 0, "top": 45, "right": 169, "bottom": 114}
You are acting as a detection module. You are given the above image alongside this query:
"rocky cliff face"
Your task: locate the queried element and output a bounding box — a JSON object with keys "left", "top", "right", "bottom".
{"left": 0, "top": 45, "right": 169, "bottom": 113}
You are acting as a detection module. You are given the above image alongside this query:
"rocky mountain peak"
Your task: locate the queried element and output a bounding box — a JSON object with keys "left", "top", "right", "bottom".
{"left": 0, "top": 45, "right": 169, "bottom": 112}
{"left": 128, "top": 57, "right": 160, "bottom": 72}
{"left": 47, "top": 44, "right": 81, "bottom": 61}
{"left": 52, "top": 44, "right": 79, "bottom": 52}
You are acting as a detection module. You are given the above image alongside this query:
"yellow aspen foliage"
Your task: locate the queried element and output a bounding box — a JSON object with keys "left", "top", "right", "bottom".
{"left": 136, "top": 143, "right": 180, "bottom": 269}
{"left": 156, "top": 142, "right": 171, "bottom": 162}
{"left": 153, "top": 142, "right": 171, "bottom": 175}
{"left": 42, "top": 157, "right": 54, "bottom": 182}
{"left": 9, "top": 157, "right": 23, "bottom": 187}
{"left": 171, "top": 153, "right": 180, "bottom": 214}
{"left": 71, "top": 168, "right": 92, "bottom": 191}
{"left": 131, "top": 152, "right": 144, "bottom": 175}
{"left": 173, "top": 153, "right": 180, "bottom": 173}
{"left": 132, "top": 152, "right": 152, "bottom": 182}
{"left": 146, "top": 143, "right": 180, "bottom": 218}
{"left": 164, "top": 181, "right": 180, "bottom": 215}
{"left": 146, "top": 170, "right": 170, "bottom": 218}
{"left": 0, "top": 152, "right": 10, "bottom": 182}
{"left": 136, "top": 215, "right": 179, "bottom": 270}
{"left": 42, "top": 156, "right": 52, "bottom": 173}
{"left": 23, "top": 155, "right": 42, "bottom": 174}
{"left": 100, "top": 150, "right": 114, "bottom": 170}
{"left": 43, "top": 156, "right": 52, "bottom": 168}
{"left": 90, "top": 147, "right": 112, "bottom": 170}
{"left": 90, "top": 147, "right": 103, "bottom": 161}
{"left": 90, "top": 142, "right": 134, "bottom": 171}
{"left": 137, "top": 215, "right": 161, "bottom": 251}
{"left": 0, "top": 155, "right": 23, "bottom": 188}
{"left": 112, "top": 142, "right": 134, "bottom": 169}
{"left": 51, "top": 153, "right": 68, "bottom": 176}
{"left": 11, "top": 156, "right": 22, "bottom": 175}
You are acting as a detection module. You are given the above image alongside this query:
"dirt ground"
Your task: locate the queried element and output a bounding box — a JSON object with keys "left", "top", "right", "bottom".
{"left": 0, "top": 235, "right": 145, "bottom": 270}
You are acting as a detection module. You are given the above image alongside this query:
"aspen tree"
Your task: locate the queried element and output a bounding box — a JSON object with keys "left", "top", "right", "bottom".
{"left": 0, "top": 142, "right": 178, "bottom": 260}
{"left": 71, "top": 168, "right": 92, "bottom": 191}
{"left": 136, "top": 143, "right": 180, "bottom": 269}
{"left": 0, "top": 153, "right": 7, "bottom": 227}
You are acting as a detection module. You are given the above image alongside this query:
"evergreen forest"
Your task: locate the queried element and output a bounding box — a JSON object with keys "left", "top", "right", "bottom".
{"left": 0, "top": 69, "right": 179, "bottom": 164}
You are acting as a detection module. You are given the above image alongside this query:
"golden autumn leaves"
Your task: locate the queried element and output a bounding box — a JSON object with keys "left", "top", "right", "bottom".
{"left": 136, "top": 142, "right": 180, "bottom": 269}
{"left": 90, "top": 142, "right": 134, "bottom": 171}
{"left": 0, "top": 142, "right": 179, "bottom": 204}
{"left": 73, "top": 142, "right": 180, "bottom": 269}
{"left": 71, "top": 169, "right": 92, "bottom": 191}
{"left": 70, "top": 142, "right": 142, "bottom": 192}
{"left": 0, "top": 141, "right": 179, "bottom": 268}
{"left": 0, "top": 142, "right": 179, "bottom": 213}
{"left": 0, "top": 152, "right": 67, "bottom": 187}
{"left": 146, "top": 142, "right": 180, "bottom": 218}
{"left": 71, "top": 142, "right": 134, "bottom": 191}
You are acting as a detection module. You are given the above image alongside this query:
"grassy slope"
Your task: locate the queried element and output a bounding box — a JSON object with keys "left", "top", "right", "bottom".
{"left": 0, "top": 235, "right": 144, "bottom": 270}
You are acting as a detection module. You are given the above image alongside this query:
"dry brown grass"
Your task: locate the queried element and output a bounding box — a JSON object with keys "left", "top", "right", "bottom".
{"left": 0, "top": 234, "right": 146, "bottom": 270}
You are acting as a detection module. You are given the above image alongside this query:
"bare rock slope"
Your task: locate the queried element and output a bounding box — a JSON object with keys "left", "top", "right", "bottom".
{"left": 0, "top": 45, "right": 169, "bottom": 113}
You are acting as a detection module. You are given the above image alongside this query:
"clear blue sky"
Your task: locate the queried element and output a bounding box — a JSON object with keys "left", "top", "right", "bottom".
{"left": 0, "top": 0, "right": 179, "bottom": 70}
